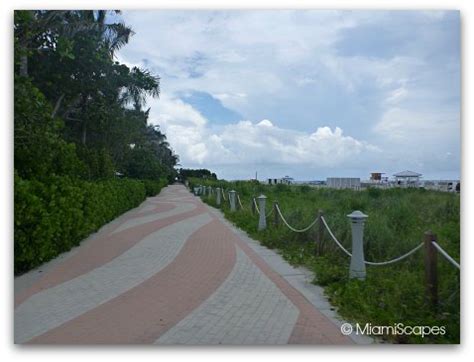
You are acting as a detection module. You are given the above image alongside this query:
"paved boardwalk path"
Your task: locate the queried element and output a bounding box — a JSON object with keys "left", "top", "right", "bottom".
{"left": 14, "top": 185, "right": 370, "bottom": 345}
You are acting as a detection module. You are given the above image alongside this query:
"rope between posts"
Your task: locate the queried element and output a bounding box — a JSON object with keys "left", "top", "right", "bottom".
{"left": 237, "top": 194, "right": 244, "bottom": 210}
{"left": 320, "top": 216, "right": 353, "bottom": 257}
{"left": 321, "top": 216, "right": 424, "bottom": 265}
{"left": 253, "top": 198, "right": 260, "bottom": 214}
{"left": 432, "top": 241, "right": 460, "bottom": 269}
{"left": 266, "top": 207, "right": 274, "bottom": 218}
{"left": 364, "top": 243, "right": 424, "bottom": 266}
{"left": 217, "top": 189, "right": 446, "bottom": 268}
{"left": 275, "top": 204, "right": 319, "bottom": 233}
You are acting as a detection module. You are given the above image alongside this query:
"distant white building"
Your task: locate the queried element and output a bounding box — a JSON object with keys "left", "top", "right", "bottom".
{"left": 326, "top": 177, "right": 361, "bottom": 190}
{"left": 369, "top": 172, "right": 388, "bottom": 183}
{"left": 423, "top": 180, "right": 459, "bottom": 192}
{"left": 268, "top": 176, "right": 294, "bottom": 185}
{"left": 393, "top": 170, "right": 422, "bottom": 187}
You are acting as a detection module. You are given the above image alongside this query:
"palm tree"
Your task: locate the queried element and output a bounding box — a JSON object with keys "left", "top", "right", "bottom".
{"left": 120, "top": 67, "right": 160, "bottom": 111}
{"left": 143, "top": 125, "right": 178, "bottom": 169}
{"left": 15, "top": 10, "right": 133, "bottom": 78}
{"left": 75, "top": 10, "right": 134, "bottom": 57}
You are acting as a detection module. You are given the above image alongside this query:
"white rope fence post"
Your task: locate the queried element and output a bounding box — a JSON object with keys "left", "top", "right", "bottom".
{"left": 221, "top": 188, "right": 227, "bottom": 201}
{"left": 229, "top": 190, "right": 237, "bottom": 212}
{"left": 347, "top": 210, "right": 368, "bottom": 280}
{"left": 257, "top": 194, "right": 267, "bottom": 231}
{"left": 322, "top": 214, "right": 425, "bottom": 264}
{"left": 216, "top": 187, "right": 221, "bottom": 206}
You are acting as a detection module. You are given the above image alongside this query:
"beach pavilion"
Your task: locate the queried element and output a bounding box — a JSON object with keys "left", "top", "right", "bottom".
{"left": 393, "top": 170, "right": 422, "bottom": 187}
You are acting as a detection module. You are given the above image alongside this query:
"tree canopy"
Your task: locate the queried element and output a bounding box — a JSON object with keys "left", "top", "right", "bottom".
{"left": 178, "top": 168, "right": 217, "bottom": 181}
{"left": 14, "top": 10, "right": 178, "bottom": 182}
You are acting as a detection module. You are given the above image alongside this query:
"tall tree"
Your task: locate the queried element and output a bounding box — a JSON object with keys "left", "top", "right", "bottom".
{"left": 14, "top": 10, "right": 177, "bottom": 182}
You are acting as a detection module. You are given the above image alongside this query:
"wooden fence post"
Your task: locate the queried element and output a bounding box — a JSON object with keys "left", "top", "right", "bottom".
{"left": 316, "top": 209, "right": 324, "bottom": 255}
{"left": 424, "top": 231, "right": 438, "bottom": 308}
{"left": 236, "top": 192, "right": 240, "bottom": 210}
{"left": 273, "top": 202, "right": 280, "bottom": 226}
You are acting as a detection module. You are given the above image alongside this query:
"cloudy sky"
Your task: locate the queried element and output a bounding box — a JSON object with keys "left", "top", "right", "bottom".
{"left": 116, "top": 10, "right": 460, "bottom": 181}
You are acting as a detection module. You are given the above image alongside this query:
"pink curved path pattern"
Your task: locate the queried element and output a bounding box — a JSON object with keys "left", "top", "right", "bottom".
{"left": 15, "top": 184, "right": 355, "bottom": 345}
{"left": 15, "top": 197, "right": 204, "bottom": 307}
{"left": 134, "top": 201, "right": 176, "bottom": 217}
{"left": 28, "top": 219, "right": 237, "bottom": 344}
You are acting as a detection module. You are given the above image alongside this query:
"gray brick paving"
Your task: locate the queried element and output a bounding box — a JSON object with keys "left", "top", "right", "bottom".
{"left": 205, "top": 205, "right": 374, "bottom": 345}
{"left": 14, "top": 213, "right": 212, "bottom": 344}
{"left": 155, "top": 248, "right": 299, "bottom": 345}
{"left": 112, "top": 201, "right": 196, "bottom": 233}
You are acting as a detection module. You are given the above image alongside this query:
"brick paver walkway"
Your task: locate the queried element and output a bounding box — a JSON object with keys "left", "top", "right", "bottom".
{"left": 14, "top": 184, "right": 365, "bottom": 345}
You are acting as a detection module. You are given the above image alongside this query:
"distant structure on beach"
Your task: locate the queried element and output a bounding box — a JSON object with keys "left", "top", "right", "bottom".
{"left": 268, "top": 176, "right": 294, "bottom": 185}
{"left": 369, "top": 172, "right": 388, "bottom": 183}
{"left": 393, "top": 170, "right": 422, "bottom": 187}
{"left": 326, "top": 177, "right": 361, "bottom": 190}
{"left": 423, "top": 180, "right": 459, "bottom": 192}
{"left": 266, "top": 170, "right": 458, "bottom": 193}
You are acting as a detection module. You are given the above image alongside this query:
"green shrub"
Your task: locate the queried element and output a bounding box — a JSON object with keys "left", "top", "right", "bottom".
{"left": 76, "top": 146, "right": 115, "bottom": 180}
{"left": 275, "top": 183, "right": 291, "bottom": 193}
{"left": 14, "top": 173, "right": 158, "bottom": 274}
{"left": 14, "top": 77, "right": 87, "bottom": 180}
{"left": 143, "top": 179, "right": 167, "bottom": 197}
{"left": 299, "top": 185, "right": 312, "bottom": 193}
{"left": 125, "top": 148, "right": 168, "bottom": 180}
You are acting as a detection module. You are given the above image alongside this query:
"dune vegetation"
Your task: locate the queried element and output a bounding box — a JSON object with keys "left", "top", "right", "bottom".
{"left": 189, "top": 177, "right": 460, "bottom": 344}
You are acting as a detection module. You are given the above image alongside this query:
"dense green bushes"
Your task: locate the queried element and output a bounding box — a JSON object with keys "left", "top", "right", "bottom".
{"left": 179, "top": 168, "right": 217, "bottom": 180}
{"left": 14, "top": 11, "right": 178, "bottom": 275}
{"left": 143, "top": 178, "right": 168, "bottom": 197}
{"left": 14, "top": 174, "right": 166, "bottom": 274}
{"left": 13, "top": 76, "right": 170, "bottom": 274}
{"left": 14, "top": 77, "right": 87, "bottom": 180}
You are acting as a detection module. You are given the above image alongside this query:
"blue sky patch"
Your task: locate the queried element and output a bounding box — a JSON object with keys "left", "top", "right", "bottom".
{"left": 180, "top": 91, "right": 243, "bottom": 124}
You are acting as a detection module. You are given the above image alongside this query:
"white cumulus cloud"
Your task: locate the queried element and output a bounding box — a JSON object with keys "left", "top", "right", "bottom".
{"left": 117, "top": 10, "right": 460, "bottom": 180}
{"left": 148, "top": 95, "right": 379, "bottom": 175}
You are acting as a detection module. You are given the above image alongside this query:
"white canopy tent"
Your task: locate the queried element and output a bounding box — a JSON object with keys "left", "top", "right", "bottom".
{"left": 393, "top": 170, "right": 422, "bottom": 186}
